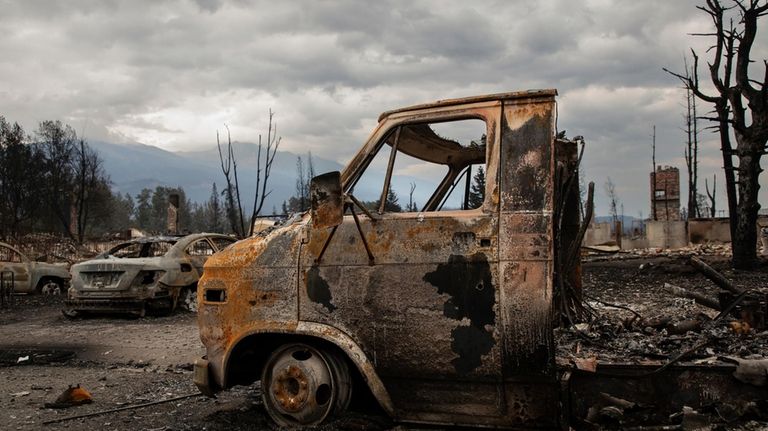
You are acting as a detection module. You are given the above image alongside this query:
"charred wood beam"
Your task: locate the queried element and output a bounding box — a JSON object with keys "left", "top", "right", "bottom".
{"left": 688, "top": 256, "right": 742, "bottom": 294}
{"left": 665, "top": 283, "right": 722, "bottom": 311}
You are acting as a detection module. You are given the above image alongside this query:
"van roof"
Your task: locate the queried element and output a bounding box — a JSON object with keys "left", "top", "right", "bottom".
{"left": 378, "top": 89, "right": 557, "bottom": 122}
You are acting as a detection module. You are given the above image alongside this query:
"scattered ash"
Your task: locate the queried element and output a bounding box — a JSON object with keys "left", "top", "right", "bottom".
{"left": 557, "top": 254, "right": 768, "bottom": 363}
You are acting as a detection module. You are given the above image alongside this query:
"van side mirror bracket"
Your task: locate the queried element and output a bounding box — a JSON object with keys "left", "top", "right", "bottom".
{"left": 311, "top": 172, "right": 376, "bottom": 266}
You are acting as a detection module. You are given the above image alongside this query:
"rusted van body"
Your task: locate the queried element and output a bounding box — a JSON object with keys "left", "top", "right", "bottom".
{"left": 195, "top": 90, "right": 562, "bottom": 428}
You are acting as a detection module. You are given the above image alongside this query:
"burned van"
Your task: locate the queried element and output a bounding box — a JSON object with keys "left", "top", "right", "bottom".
{"left": 195, "top": 90, "right": 569, "bottom": 427}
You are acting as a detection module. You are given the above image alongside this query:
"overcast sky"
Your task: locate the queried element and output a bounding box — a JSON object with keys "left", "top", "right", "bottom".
{"left": 1, "top": 0, "right": 766, "bottom": 216}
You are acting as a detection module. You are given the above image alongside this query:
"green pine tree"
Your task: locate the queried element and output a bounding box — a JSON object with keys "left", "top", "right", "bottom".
{"left": 468, "top": 166, "right": 485, "bottom": 209}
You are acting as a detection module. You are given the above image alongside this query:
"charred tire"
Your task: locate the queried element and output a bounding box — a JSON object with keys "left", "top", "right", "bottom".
{"left": 261, "top": 343, "right": 352, "bottom": 427}
{"left": 38, "top": 278, "right": 64, "bottom": 295}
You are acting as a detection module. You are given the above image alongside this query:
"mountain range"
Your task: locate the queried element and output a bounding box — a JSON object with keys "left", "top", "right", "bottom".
{"left": 91, "top": 140, "right": 344, "bottom": 213}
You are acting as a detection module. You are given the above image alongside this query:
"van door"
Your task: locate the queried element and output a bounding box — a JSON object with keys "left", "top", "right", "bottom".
{"left": 300, "top": 111, "right": 510, "bottom": 424}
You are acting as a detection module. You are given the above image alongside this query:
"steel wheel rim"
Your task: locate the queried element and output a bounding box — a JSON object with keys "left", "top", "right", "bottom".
{"left": 262, "top": 344, "right": 337, "bottom": 426}
{"left": 41, "top": 281, "right": 61, "bottom": 295}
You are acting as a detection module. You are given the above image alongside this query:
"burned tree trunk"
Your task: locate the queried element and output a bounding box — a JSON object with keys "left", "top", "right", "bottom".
{"left": 665, "top": 0, "right": 768, "bottom": 269}
{"left": 727, "top": 1, "right": 768, "bottom": 268}
{"left": 732, "top": 150, "right": 764, "bottom": 266}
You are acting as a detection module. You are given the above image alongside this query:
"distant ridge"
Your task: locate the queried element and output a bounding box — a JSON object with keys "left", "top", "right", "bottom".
{"left": 90, "top": 140, "right": 344, "bottom": 211}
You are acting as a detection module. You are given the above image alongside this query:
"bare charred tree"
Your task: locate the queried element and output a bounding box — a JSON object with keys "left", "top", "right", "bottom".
{"left": 307, "top": 151, "right": 315, "bottom": 184}
{"left": 706, "top": 174, "right": 718, "bottom": 217}
{"left": 605, "top": 177, "right": 620, "bottom": 226}
{"left": 217, "top": 125, "right": 246, "bottom": 238}
{"left": 248, "top": 110, "right": 281, "bottom": 237}
{"left": 294, "top": 156, "right": 307, "bottom": 212}
{"left": 217, "top": 111, "right": 281, "bottom": 239}
{"left": 683, "top": 59, "right": 701, "bottom": 219}
{"left": 665, "top": 0, "right": 768, "bottom": 269}
{"left": 651, "top": 125, "right": 657, "bottom": 220}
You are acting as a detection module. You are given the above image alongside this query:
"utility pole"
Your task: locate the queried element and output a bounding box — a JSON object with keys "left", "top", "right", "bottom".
{"left": 651, "top": 125, "right": 657, "bottom": 221}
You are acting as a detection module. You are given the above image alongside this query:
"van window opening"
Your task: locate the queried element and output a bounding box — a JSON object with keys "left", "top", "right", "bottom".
{"left": 347, "top": 118, "right": 487, "bottom": 213}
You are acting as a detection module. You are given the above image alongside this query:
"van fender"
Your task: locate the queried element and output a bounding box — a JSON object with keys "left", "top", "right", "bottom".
{"left": 223, "top": 321, "right": 395, "bottom": 416}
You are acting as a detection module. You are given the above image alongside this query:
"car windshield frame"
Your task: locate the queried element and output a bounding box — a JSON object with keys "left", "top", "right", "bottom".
{"left": 106, "top": 240, "right": 177, "bottom": 258}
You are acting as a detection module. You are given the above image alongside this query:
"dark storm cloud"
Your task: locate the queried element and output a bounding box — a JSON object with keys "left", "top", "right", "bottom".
{"left": 0, "top": 0, "right": 764, "bottom": 214}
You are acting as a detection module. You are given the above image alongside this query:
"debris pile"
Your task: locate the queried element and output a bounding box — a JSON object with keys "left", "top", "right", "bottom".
{"left": 584, "top": 243, "right": 733, "bottom": 261}
{"left": 560, "top": 255, "right": 768, "bottom": 362}
{"left": 559, "top": 253, "right": 768, "bottom": 428}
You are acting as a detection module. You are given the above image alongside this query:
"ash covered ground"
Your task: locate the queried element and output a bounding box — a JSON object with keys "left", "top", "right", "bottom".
{"left": 0, "top": 250, "right": 766, "bottom": 430}
{"left": 558, "top": 251, "right": 768, "bottom": 363}
{"left": 557, "top": 249, "right": 768, "bottom": 430}
{"left": 0, "top": 298, "right": 390, "bottom": 431}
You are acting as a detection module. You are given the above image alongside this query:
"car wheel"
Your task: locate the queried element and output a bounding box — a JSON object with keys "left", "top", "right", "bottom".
{"left": 179, "top": 288, "right": 197, "bottom": 312}
{"left": 38, "top": 279, "right": 63, "bottom": 295}
{"left": 261, "top": 343, "right": 352, "bottom": 427}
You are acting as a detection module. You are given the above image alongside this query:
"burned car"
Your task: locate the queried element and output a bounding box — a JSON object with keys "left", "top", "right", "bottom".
{"left": 64, "top": 233, "right": 235, "bottom": 317}
{"left": 0, "top": 242, "right": 70, "bottom": 295}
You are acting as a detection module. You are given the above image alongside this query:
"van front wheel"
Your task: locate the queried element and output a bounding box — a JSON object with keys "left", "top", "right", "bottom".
{"left": 261, "top": 343, "right": 351, "bottom": 427}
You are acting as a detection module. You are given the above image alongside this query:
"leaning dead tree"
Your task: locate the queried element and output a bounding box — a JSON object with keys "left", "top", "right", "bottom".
{"left": 665, "top": 0, "right": 768, "bottom": 269}
{"left": 217, "top": 110, "right": 281, "bottom": 239}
